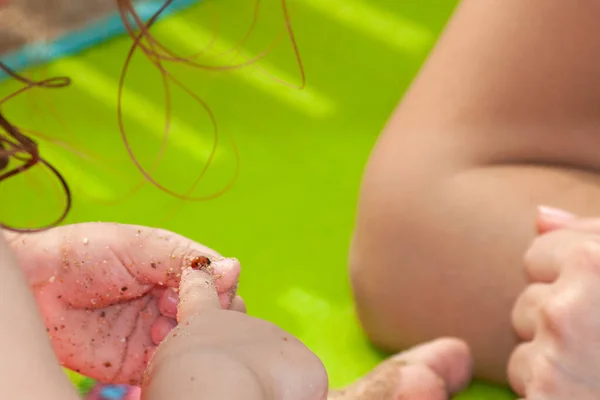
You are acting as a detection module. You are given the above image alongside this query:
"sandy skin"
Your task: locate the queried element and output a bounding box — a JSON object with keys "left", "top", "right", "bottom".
{"left": 326, "top": 339, "right": 472, "bottom": 400}
{"left": 2, "top": 222, "right": 475, "bottom": 400}
{"left": 10, "top": 212, "right": 600, "bottom": 399}
{"left": 3, "top": 222, "right": 241, "bottom": 385}
{"left": 142, "top": 267, "right": 474, "bottom": 400}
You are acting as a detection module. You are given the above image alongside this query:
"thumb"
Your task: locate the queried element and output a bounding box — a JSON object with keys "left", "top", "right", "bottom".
{"left": 177, "top": 268, "right": 221, "bottom": 323}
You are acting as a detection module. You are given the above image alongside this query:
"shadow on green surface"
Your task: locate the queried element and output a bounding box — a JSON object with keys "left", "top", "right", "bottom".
{"left": 0, "top": 1, "right": 514, "bottom": 398}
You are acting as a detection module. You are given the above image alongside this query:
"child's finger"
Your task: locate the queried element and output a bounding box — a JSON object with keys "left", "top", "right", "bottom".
{"left": 536, "top": 206, "right": 577, "bottom": 234}
{"left": 230, "top": 296, "right": 246, "bottom": 313}
{"left": 330, "top": 338, "right": 472, "bottom": 400}
{"left": 393, "top": 337, "right": 473, "bottom": 395}
{"left": 177, "top": 268, "right": 221, "bottom": 323}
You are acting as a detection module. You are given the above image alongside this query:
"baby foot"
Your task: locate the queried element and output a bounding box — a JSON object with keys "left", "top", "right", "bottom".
{"left": 5, "top": 223, "right": 240, "bottom": 385}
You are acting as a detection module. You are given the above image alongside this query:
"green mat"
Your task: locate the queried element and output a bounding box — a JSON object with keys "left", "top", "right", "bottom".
{"left": 0, "top": 1, "right": 514, "bottom": 398}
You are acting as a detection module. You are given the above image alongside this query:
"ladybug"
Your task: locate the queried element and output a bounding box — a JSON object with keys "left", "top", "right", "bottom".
{"left": 190, "top": 256, "right": 211, "bottom": 270}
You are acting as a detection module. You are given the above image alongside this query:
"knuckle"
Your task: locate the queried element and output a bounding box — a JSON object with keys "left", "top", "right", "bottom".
{"left": 512, "top": 284, "right": 545, "bottom": 338}
{"left": 539, "top": 292, "right": 577, "bottom": 340}
{"left": 566, "top": 239, "right": 600, "bottom": 275}
{"left": 524, "top": 233, "right": 560, "bottom": 281}
{"left": 514, "top": 284, "right": 543, "bottom": 314}
{"left": 527, "top": 351, "right": 561, "bottom": 397}
{"left": 524, "top": 236, "right": 545, "bottom": 270}
{"left": 507, "top": 343, "right": 530, "bottom": 396}
{"left": 509, "top": 342, "right": 561, "bottom": 398}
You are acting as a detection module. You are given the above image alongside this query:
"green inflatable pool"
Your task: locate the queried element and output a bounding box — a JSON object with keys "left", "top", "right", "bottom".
{"left": 1, "top": 1, "right": 515, "bottom": 398}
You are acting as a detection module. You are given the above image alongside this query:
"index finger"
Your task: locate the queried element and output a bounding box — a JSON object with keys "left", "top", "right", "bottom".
{"left": 4, "top": 222, "right": 241, "bottom": 294}
{"left": 177, "top": 268, "right": 222, "bottom": 323}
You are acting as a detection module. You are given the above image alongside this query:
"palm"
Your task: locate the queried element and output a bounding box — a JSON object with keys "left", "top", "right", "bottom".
{"left": 36, "top": 276, "right": 161, "bottom": 385}
{"left": 8, "top": 223, "right": 240, "bottom": 385}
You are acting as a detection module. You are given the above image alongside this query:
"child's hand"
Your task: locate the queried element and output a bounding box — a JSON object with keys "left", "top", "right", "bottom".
{"left": 145, "top": 269, "right": 472, "bottom": 400}
{"left": 143, "top": 267, "right": 329, "bottom": 400}
{"left": 4, "top": 223, "right": 241, "bottom": 385}
{"left": 510, "top": 209, "right": 600, "bottom": 399}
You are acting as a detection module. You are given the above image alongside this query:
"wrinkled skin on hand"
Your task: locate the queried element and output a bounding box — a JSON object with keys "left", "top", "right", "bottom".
{"left": 3, "top": 223, "right": 240, "bottom": 385}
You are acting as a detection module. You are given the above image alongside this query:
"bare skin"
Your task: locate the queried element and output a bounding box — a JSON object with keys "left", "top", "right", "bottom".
{"left": 0, "top": 225, "right": 474, "bottom": 400}
{"left": 146, "top": 212, "right": 600, "bottom": 400}
{"left": 5, "top": 215, "right": 600, "bottom": 398}
{"left": 10, "top": 0, "right": 600, "bottom": 389}
{"left": 509, "top": 210, "right": 600, "bottom": 399}
{"left": 3, "top": 222, "right": 241, "bottom": 384}
{"left": 145, "top": 268, "right": 474, "bottom": 400}
{"left": 350, "top": 0, "right": 600, "bottom": 383}
{"left": 327, "top": 339, "right": 471, "bottom": 400}
{"left": 0, "top": 225, "right": 79, "bottom": 399}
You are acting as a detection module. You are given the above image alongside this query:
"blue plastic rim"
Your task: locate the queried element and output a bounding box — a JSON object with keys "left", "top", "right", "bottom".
{"left": 0, "top": 0, "right": 201, "bottom": 81}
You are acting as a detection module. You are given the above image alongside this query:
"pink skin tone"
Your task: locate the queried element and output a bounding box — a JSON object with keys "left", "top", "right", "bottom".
{"left": 329, "top": 207, "right": 600, "bottom": 400}
{"left": 2, "top": 221, "right": 472, "bottom": 400}
{"left": 326, "top": 338, "right": 473, "bottom": 400}
{"left": 149, "top": 266, "right": 474, "bottom": 400}
{"left": 509, "top": 208, "right": 600, "bottom": 399}
{"left": 3, "top": 223, "right": 240, "bottom": 385}
{"left": 125, "top": 387, "right": 141, "bottom": 400}
{"left": 6, "top": 209, "right": 600, "bottom": 399}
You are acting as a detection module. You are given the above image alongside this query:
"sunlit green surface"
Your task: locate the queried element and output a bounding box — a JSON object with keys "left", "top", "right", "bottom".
{"left": 1, "top": 1, "right": 514, "bottom": 398}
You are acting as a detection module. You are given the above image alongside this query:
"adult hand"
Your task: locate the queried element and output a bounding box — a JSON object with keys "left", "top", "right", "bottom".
{"left": 510, "top": 207, "right": 600, "bottom": 399}
{"left": 3, "top": 222, "right": 241, "bottom": 385}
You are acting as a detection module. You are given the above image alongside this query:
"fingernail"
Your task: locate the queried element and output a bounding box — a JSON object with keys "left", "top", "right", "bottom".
{"left": 160, "top": 289, "right": 179, "bottom": 319}
{"left": 538, "top": 205, "right": 576, "bottom": 221}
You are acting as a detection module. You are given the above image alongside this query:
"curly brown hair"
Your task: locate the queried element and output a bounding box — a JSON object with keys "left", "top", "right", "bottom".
{"left": 0, "top": 0, "right": 304, "bottom": 232}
